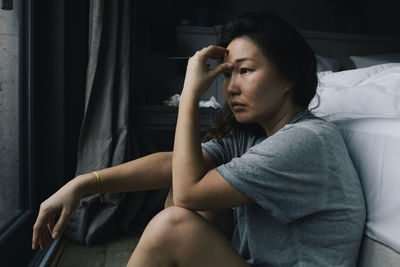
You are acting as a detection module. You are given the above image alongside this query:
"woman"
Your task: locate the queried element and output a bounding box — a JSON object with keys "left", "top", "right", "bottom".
{"left": 32, "top": 12, "right": 366, "bottom": 266}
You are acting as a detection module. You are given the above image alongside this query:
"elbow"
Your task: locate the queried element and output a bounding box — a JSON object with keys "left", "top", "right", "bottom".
{"left": 173, "top": 192, "right": 195, "bottom": 210}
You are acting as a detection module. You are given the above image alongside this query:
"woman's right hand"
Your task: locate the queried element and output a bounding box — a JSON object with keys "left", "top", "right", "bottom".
{"left": 32, "top": 177, "right": 84, "bottom": 250}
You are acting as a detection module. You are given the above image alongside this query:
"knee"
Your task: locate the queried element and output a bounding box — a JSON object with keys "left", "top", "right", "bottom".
{"left": 153, "top": 206, "right": 197, "bottom": 230}
{"left": 129, "top": 207, "right": 196, "bottom": 266}
{"left": 141, "top": 206, "right": 199, "bottom": 248}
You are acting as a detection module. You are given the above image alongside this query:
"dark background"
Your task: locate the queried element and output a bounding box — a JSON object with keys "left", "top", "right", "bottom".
{"left": 4, "top": 0, "right": 399, "bottom": 265}
{"left": 31, "top": 0, "right": 400, "bottom": 241}
{"left": 132, "top": 0, "right": 400, "bottom": 105}
{"left": 61, "top": 0, "right": 400, "bottom": 208}
{"left": 139, "top": 0, "right": 400, "bottom": 35}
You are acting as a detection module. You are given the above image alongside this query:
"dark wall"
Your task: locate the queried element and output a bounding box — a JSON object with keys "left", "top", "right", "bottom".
{"left": 34, "top": 0, "right": 400, "bottom": 178}
{"left": 138, "top": 0, "right": 400, "bottom": 35}
{"left": 132, "top": 0, "right": 400, "bottom": 105}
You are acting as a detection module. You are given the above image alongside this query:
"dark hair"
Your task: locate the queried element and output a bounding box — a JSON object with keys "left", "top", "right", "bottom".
{"left": 205, "top": 11, "right": 320, "bottom": 141}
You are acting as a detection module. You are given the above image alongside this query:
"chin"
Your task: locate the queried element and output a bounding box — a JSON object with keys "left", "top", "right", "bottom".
{"left": 233, "top": 113, "right": 257, "bottom": 124}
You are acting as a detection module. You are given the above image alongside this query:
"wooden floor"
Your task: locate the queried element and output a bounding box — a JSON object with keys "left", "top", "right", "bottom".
{"left": 50, "top": 234, "right": 141, "bottom": 267}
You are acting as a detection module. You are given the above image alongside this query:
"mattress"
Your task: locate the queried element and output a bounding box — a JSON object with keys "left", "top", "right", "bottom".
{"left": 358, "top": 235, "right": 400, "bottom": 267}
{"left": 329, "top": 117, "right": 400, "bottom": 253}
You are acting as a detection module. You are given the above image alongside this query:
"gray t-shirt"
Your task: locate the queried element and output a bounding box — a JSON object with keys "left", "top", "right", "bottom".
{"left": 201, "top": 110, "right": 366, "bottom": 267}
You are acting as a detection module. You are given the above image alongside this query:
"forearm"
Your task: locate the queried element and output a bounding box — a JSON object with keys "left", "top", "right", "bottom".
{"left": 171, "top": 45, "right": 229, "bottom": 194}
{"left": 172, "top": 91, "right": 207, "bottom": 201}
{"left": 71, "top": 152, "right": 173, "bottom": 197}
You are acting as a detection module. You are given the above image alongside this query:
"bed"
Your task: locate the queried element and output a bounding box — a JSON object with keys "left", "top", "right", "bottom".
{"left": 303, "top": 32, "right": 400, "bottom": 266}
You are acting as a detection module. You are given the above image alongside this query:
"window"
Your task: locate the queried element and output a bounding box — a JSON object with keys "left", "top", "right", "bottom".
{"left": 1, "top": 0, "right": 96, "bottom": 264}
{"left": 0, "top": 0, "right": 49, "bottom": 265}
{"left": 0, "top": 0, "right": 23, "bottom": 233}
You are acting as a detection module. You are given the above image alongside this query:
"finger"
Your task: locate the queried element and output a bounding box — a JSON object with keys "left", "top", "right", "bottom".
{"left": 32, "top": 210, "right": 49, "bottom": 250}
{"left": 40, "top": 227, "right": 48, "bottom": 250}
{"left": 38, "top": 227, "right": 45, "bottom": 250}
{"left": 211, "top": 62, "right": 234, "bottom": 77}
{"left": 202, "top": 45, "right": 228, "bottom": 54}
{"left": 47, "top": 222, "right": 53, "bottom": 235}
{"left": 43, "top": 229, "right": 52, "bottom": 249}
{"left": 43, "top": 220, "right": 53, "bottom": 248}
{"left": 37, "top": 228, "right": 42, "bottom": 250}
{"left": 41, "top": 227, "right": 52, "bottom": 250}
{"left": 200, "top": 45, "right": 228, "bottom": 60}
{"left": 47, "top": 214, "right": 55, "bottom": 235}
{"left": 39, "top": 223, "right": 47, "bottom": 249}
{"left": 32, "top": 224, "right": 40, "bottom": 250}
{"left": 51, "top": 209, "right": 71, "bottom": 239}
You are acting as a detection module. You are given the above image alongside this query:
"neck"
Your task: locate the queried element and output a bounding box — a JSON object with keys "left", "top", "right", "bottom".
{"left": 261, "top": 104, "right": 304, "bottom": 137}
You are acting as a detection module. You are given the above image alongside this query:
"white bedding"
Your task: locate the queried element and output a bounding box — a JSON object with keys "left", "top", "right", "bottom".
{"left": 310, "top": 63, "right": 400, "bottom": 121}
{"left": 309, "top": 64, "right": 400, "bottom": 253}
{"left": 330, "top": 118, "right": 400, "bottom": 253}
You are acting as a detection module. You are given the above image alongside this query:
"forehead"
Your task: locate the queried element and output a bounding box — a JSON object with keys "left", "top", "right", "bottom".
{"left": 224, "top": 36, "right": 265, "bottom": 63}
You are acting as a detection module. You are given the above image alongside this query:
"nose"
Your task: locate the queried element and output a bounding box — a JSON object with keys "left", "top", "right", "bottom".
{"left": 224, "top": 74, "right": 241, "bottom": 96}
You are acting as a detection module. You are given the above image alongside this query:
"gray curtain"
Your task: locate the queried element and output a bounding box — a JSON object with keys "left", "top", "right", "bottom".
{"left": 65, "top": 0, "right": 147, "bottom": 247}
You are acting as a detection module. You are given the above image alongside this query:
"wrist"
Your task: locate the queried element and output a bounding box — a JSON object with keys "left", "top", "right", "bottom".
{"left": 71, "top": 173, "right": 97, "bottom": 197}
{"left": 180, "top": 89, "right": 201, "bottom": 105}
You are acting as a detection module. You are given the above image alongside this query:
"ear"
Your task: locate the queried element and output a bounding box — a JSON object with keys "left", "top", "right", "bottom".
{"left": 282, "top": 79, "right": 294, "bottom": 94}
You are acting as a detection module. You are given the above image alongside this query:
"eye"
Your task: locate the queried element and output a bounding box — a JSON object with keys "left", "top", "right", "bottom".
{"left": 240, "top": 68, "right": 251, "bottom": 74}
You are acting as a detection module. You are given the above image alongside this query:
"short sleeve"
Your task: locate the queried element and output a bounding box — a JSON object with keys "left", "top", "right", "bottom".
{"left": 202, "top": 128, "right": 266, "bottom": 167}
{"left": 215, "top": 125, "right": 329, "bottom": 224}
{"left": 201, "top": 137, "right": 236, "bottom": 167}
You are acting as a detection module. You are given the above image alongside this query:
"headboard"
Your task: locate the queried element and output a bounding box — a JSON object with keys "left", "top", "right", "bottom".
{"left": 178, "top": 25, "right": 400, "bottom": 69}
{"left": 300, "top": 30, "right": 400, "bottom": 69}
{"left": 176, "top": 25, "right": 400, "bottom": 102}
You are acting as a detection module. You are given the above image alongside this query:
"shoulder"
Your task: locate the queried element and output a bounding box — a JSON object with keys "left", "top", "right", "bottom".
{"left": 281, "top": 116, "right": 341, "bottom": 144}
{"left": 250, "top": 117, "right": 339, "bottom": 158}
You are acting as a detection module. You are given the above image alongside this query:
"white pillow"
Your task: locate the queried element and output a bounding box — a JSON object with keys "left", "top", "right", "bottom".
{"left": 316, "top": 70, "right": 333, "bottom": 80}
{"left": 310, "top": 63, "right": 400, "bottom": 120}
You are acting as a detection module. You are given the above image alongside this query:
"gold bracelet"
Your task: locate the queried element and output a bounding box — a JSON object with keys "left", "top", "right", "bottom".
{"left": 92, "top": 171, "right": 104, "bottom": 202}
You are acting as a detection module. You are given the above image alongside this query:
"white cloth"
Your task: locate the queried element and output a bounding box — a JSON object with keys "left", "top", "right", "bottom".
{"left": 310, "top": 63, "right": 400, "bottom": 120}
{"left": 331, "top": 117, "right": 400, "bottom": 253}
{"left": 164, "top": 94, "right": 221, "bottom": 109}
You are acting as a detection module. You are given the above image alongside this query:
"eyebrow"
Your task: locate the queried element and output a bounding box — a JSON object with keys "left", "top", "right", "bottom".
{"left": 224, "top": 57, "right": 255, "bottom": 63}
{"left": 234, "top": 57, "right": 254, "bottom": 63}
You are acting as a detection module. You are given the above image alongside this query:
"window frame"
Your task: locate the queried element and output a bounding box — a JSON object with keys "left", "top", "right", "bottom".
{"left": 0, "top": 0, "right": 66, "bottom": 265}
{"left": 0, "top": 0, "right": 41, "bottom": 264}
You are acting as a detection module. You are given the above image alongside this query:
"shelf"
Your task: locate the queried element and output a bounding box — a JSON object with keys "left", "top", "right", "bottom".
{"left": 133, "top": 105, "right": 219, "bottom": 131}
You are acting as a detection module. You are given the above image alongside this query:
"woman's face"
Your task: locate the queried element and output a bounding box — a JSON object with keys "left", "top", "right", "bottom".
{"left": 222, "top": 36, "right": 293, "bottom": 128}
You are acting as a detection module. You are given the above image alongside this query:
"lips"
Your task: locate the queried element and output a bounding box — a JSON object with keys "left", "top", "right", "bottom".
{"left": 231, "top": 101, "right": 246, "bottom": 107}
{"left": 231, "top": 101, "right": 247, "bottom": 111}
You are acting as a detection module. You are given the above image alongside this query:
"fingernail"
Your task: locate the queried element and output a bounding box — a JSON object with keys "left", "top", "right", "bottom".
{"left": 52, "top": 231, "right": 58, "bottom": 239}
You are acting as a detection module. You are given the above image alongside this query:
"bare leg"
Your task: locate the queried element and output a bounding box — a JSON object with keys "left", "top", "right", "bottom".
{"left": 164, "top": 187, "right": 233, "bottom": 240}
{"left": 126, "top": 206, "right": 249, "bottom": 267}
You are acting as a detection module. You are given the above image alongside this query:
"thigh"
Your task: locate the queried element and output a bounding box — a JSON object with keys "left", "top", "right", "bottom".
{"left": 164, "top": 187, "right": 233, "bottom": 240}
{"left": 133, "top": 206, "right": 249, "bottom": 267}
{"left": 170, "top": 207, "right": 249, "bottom": 267}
